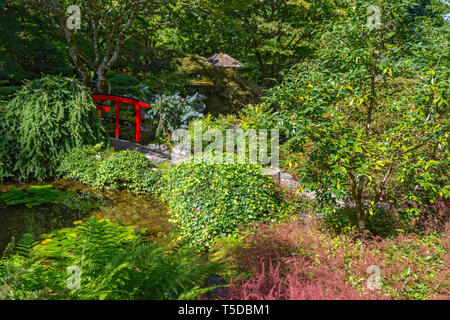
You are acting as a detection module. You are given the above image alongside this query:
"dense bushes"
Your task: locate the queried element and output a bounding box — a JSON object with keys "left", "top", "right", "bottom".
{"left": 217, "top": 218, "right": 449, "bottom": 300}
{"left": 0, "top": 217, "right": 221, "bottom": 300}
{"left": 108, "top": 73, "right": 145, "bottom": 99}
{"left": 0, "top": 76, "right": 107, "bottom": 181}
{"left": 158, "top": 158, "right": 285, "bottom": 250}
{"left": 95, "top": 150, "right": 158, "bottom": 193}
{"left": 60, "top": 147, "right": 287, "bottom": 250}
{"left": 57, "top": 144, "right": 107, "bottom": 186}
{"left": 59, "top": 146, "right": 160, "bottom": 194}
{"left": 255, "top": 1, "right": 450, "bottom": 230}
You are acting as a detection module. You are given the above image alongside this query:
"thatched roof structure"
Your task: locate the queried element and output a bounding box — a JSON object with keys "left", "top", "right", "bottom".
{"left": 206, "top": 52, "right": 244, "bottom": 68}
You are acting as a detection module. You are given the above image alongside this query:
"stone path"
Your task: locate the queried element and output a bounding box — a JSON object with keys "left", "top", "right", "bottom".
{"left": 110, "top": 138, "right": 173, "bottom": 165}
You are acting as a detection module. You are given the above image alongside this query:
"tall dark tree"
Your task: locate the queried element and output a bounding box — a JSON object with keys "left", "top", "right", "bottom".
{"left": 0, "top": 0, "right": 70, "bottom": 84}
{"left": 38, "top": 0, "right": 173, "bottom": 92}
{"left": 172, "top": 0, "right": 340, "bottom": 86}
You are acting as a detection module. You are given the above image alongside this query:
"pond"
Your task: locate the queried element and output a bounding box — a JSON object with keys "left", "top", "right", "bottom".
{"left": 0, "top": 180, "right": 170, "bottom": 256}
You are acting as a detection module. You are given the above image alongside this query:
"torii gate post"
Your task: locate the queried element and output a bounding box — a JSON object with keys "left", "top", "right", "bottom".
{"left": 114, "top": 99, "right": 120, "bottom": 138}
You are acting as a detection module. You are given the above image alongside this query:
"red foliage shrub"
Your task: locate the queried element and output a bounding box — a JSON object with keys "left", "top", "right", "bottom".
{"left": 222, "top": 219, "right": 449, "bottom": 300}
{"left": 228, "top": 257, "right": 383, "bottom": 300}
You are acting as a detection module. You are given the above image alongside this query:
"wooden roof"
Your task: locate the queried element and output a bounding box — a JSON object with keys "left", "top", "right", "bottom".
{"left": 206, "top": 52, "right": 244, "bottom": 68}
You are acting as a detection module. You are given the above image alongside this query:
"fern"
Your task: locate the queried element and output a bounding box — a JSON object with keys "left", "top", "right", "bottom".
{"left": 1, "top": 218, "right": 224, "bottom": 300}
{"left": 15, "top": 234, "right": 38, "bottom": 259}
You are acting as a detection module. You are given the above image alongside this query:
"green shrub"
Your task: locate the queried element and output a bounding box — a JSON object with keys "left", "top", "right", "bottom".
{"left": 108, "top": 73, "right": 145, "bottom": 99}
{"left": 259, "top": 1, "right": 450, "bottom": 230}
{"left": 59, "top": 146, "right": 160, "bottom": 194}
{"left": 188, "top": 104, "right": 277, "bottom": 152}
{"left": 143, "top": 92, "right": 205, "bottom": 140}
{"left": 157, "top": 157, "right": 284, "bottom": 250}
{"left": 1, "top": 218, "right": 222, "bottom": 300}
{"left": 0, "top": 76, "right": 108, "bottom": 181}
{"left": 322, "top": 206, "right": 404, "bottom": 237}
{"left": 58, "top": 144, "right": 112, "bottom": 185}
{"left": 94, "top": 150, "right": 157, "bottom": 193}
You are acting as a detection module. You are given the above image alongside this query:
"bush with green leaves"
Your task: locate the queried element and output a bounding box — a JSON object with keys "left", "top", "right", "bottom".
{"left": 0, "top": 218, "right": 222, "bottom": 300}
{"left": 143, "top": 92, "right": 206, "bottom": 141}
{"left": 0, "top": 76, "right": 108, "bottom": 181}
{"left": 58, "top": 144, "right": 111, "bottom": 186}
{"left": 108, "top": 73, "right": 146, "bottom": 99}
{"left": 59, "top": 147, "right": 160, "bottom": 194}
{"left": 94, "top": 149, "right": 158, "bottom": 193}
{"left": 188, "top": 104, "right": 277, "bottom": 152}
{"left": 263, "top": 0, "right": 449, "bottom": 231}
{"left": 157, "top": 157, "right": 285, "bottom": 250}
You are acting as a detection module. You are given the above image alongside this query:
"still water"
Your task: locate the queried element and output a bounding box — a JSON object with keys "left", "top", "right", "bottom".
{"left": 0, "top": 180, "right": 170, "bottom": 255}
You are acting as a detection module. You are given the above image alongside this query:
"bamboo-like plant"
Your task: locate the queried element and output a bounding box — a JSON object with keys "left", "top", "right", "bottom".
{"left": 0, "top": 76, "right": 108, "bottom": 181}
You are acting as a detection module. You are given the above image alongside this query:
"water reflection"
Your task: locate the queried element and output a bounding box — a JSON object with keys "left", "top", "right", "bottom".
{"left": 0, "top": 180, "right": 170, "bottom": 256}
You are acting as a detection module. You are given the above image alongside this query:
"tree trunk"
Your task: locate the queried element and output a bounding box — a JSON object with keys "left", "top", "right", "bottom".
{"left": 96, "top": 70, "right": 110, "bottom": 94}
{"left": 356, "top": 179, "right": 366, "bottom": 230}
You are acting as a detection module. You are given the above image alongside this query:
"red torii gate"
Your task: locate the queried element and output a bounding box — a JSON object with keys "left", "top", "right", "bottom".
{"left": 92, "top": 94, "right": 150, "bottom": 143}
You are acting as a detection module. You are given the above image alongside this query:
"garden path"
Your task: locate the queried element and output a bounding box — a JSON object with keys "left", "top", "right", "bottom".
{"left": 110, "top": 138, "right": 174, "bottom": 165}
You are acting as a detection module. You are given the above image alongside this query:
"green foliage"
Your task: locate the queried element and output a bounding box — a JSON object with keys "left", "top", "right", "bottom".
{"left": 144, "top": 69, "right": 194, "bottom": 95}
{"left": 94, "top": 150, "right": 157, "bottom": 193}
{"left": 169, "top": 0, "right": 341, "bottom": 86}
{"left": 14, "top": 234, "right": 39, "bottom": 259}
{"left": 322, "top": 206, "right": 407, "bottom": 238}
{"left": 0, "top": 185, "right": 76, "bottom": 208}
{"left": 157, "top": 157, "right": 284, "bottom": 250}
{"left": 0, "top": 1, "right": 71, "bottom": 84}
{"left": 59, "top": 146, "right": 160, "bottom": 194}
{"left": 1, "top": 217, "right": 222, "bottom": 300}
{"left": 187, "top": 104, "right": 277, "bottom": 155}
{"left": 171, "top": 55, "right": 262, "bottom": 113}
{"left": 263, "top": 0, "right": 449, "bottom": 230}
{"left": 0, "top": 86, "right": 21, "bottom": 101}
{"left": 57, "top": 144, "right": 109, "bottom": 186}
{"left": 0, "top": 232, "right": 66, "bottom": 300}
{"left": 143, "top": 92, "right": 205, "bottom": 139}
{"left": 0, "top": 76, "right": 108, "bottom": 181}
{"left": 108, "top": 73, "right": 145, "bottom": 98}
